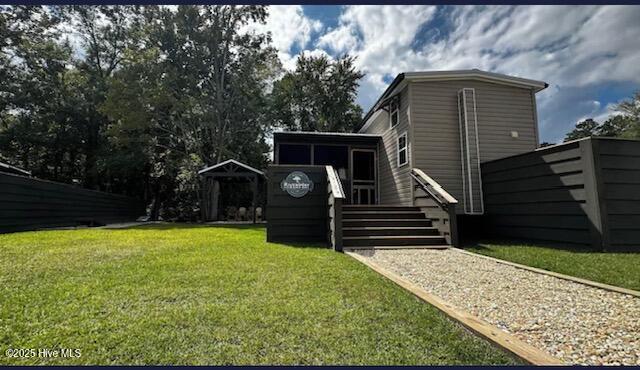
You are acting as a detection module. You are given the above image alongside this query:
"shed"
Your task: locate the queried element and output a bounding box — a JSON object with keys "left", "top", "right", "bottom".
{"left": 198, "top": 159, "right": 266, "bottom": 222}
{"left": 0, "top": 161, "right": 31, "bottom": 177}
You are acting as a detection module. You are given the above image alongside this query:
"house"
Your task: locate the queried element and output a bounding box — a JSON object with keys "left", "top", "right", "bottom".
{"left": 265, "top": 69, "right": 640, "bottom": 252}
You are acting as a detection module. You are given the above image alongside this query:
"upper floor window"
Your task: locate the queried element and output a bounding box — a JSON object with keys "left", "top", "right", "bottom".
{"left": 389, "top": 98, "right": 399, "bottom": 129}
{"left": 397, "top": 132, "right": 408, "bottom": 167}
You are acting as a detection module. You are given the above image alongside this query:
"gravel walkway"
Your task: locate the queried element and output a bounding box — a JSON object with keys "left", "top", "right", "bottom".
{"left": 352, "top": 248, "right": 640, "bottom": 365}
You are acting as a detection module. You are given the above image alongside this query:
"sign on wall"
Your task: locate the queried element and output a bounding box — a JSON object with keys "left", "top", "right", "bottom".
{"left": 280, "top": 171, "right": 314, "bottom": 198}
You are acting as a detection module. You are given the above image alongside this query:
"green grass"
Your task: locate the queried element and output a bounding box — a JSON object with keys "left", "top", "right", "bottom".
{"left": 467, "top": 241, "right": 640, "bottom": 291}
{"left": 0, "top": 224, "right": 515, "bottom": 365}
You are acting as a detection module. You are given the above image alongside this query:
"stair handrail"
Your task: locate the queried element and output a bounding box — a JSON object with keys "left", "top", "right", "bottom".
{"left": 326, "top": 166, "right": 346, "bottom": 200}
{"left": 411, "top": 168, "right": 457, "bottom": 208}
{"left": 326, "top": 166, "right": 345, "bottom": 251}
{"left": 411, "top": 168, "right": 459, "bottom": 247}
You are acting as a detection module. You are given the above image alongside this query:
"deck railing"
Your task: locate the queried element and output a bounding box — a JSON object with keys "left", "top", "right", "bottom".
{"left": 326, "top": 165, "right": 346, "bottom": 251}
{"left": 411, "top": 168, "right": 459, "bottom": 246}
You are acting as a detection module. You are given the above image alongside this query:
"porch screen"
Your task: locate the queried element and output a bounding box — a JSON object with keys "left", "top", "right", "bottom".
{"left": 457, "top": 88, "right": 484, "bottom": 214}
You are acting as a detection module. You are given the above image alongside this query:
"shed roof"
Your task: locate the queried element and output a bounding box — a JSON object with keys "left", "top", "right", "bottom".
{"left": 198, "top": 159, "right": 264, "bottom": 176}
{"left": 0, "top": 161, "right": 31, "bottom": 176}
{"left": 274, "top": 131, "right": 381, "bottom": 145}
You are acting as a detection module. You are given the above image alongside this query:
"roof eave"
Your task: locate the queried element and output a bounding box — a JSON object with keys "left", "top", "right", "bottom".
{"left": 198, "top": 159, "right": 264, "bottom": 176}
{"left": 403, "top": 71, "right": 548, "bottom": 92}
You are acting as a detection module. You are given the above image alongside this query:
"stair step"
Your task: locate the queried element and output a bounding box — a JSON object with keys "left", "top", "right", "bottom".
{"left": 342, "top": 211, "right": 426, "bottom": 219}
{"left": 343, "top": 227, "right": 440, "bottom": 237}
{"left": 343, "top": 219, "right": 433, "bottom": 227}
{"left": 343, "top": 205, "right": 420, "bottom": 212}
{"left": 343, "top": 235, "right": 447, "bottom": 247}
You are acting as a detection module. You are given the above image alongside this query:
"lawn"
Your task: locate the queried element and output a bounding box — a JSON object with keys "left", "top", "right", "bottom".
{"left": 467, "top": 241, "right": 640, "bottom": 291}
{"left": 0, "top": 224, "right": 515, "bottom": 365}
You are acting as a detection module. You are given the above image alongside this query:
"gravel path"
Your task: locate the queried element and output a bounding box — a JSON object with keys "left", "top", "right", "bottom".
{"left": 352, "top": 248, "right": 640, "bottom": 365}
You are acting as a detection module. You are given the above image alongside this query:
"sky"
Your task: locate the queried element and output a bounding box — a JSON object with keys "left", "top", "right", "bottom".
{"left": 256, "top": 5, "right": 640, "bottom": 143}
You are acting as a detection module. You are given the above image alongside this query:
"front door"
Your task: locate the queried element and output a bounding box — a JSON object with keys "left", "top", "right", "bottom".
{"left": 351, "top": 149, "right": 376, "bottom": 204}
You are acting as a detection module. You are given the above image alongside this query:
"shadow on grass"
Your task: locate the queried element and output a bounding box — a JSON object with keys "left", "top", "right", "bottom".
{"left": 125, "top": 222, "right": 266, "bottom": 231}
{"left": 123, "top": 222, "right": 331, "bottom": 250}
{"left": 270, "top": 240, "right": 329, "bottom": 249}
{"left": 464, "top": 237, "right": 603, "bottom": 254}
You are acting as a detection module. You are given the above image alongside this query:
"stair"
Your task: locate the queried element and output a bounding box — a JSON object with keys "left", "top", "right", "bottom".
{"left": 342, "top": 205, "right": 449, "bottom": 249}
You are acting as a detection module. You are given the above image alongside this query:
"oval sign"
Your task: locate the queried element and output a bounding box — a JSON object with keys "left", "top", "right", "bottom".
{"left": 280, "top": 171, "right": 314, "bottom": 198}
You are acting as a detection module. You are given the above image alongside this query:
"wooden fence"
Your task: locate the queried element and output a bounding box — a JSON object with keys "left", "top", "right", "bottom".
{"left": 481, "top": 137, "right": 640, "bottom": 251}
{"left": 0, "top": 172, "right": 145, "bottom": 233}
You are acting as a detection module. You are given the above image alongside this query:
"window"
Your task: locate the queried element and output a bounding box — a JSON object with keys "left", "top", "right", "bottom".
{"left": 389, "top": 98, "right": 399, "bottom": 128}
{"left": 278, "top": 144, "right": 311, "bottom": 165}
{"left": 313, "top": 145, "right": 348, "bottom": 169}
{"left": 397, "top": 132, "right": 408, "bottom": 167}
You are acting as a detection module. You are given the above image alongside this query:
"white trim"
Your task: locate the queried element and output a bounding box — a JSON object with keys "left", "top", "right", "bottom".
{"left": 351, "top": 148, "right": 377, "bottom": 205}
{"left": 457, "top": 88, "right": 484, "bottom": 215}
{"left": 463, "top": 89, "right": 474, "bottom": 213}
{"left": 404, "top": 70, "right": 547, "bottom": 92}
{"left": 531, "top": 90, "right": 540, "bottom": 147}
{"left": 198, "top": 159, "right": 264, "bottom": 176}
{"left": 457, "top": 91, "right": 468, "bottom": 212}
{"left": 472, "top": 89, "right": 485, "bottom": 215}
{"left": 276, "top": 130, "right": 381, "bottom": 138}
{"left": 389, "top": 98, "right": 399, "bottom": 129}
{"left": 397, "top": 132, "right": 408, "bottom": 168}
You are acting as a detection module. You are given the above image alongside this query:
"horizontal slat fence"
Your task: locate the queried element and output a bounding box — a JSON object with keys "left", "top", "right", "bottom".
{"left": 481, "top": 140, "right": 593, "bottom": 245}
{"left": 596, "top": 138, "right": 640, "bottom": 250}
{"left": 481, "top": 137, "right": 640, "bottom": 251}
{"left": 0, "top": 172, "right": 145, "bottom": 233}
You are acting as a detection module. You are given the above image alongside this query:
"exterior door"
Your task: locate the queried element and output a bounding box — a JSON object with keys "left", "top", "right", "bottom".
{"left": 351, "top": 149, "right": 376, "bottom": 204}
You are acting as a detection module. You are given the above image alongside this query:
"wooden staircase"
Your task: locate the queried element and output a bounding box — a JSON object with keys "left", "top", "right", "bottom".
{"left": 341, "top": 205, "right": 449, "bottom": 249}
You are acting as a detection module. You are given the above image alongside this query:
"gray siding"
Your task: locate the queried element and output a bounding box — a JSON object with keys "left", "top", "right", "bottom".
{"left": 410, "top": 80, "right": 538, "bottom": 213}
{"left": 266, "top": 165, "right": 328, "bottom": 243}
{"left": 362, "top": 86, "right": 413, "bottom": 205}
{"left": 0, "top": 173, "right": 145, "bottom": 233}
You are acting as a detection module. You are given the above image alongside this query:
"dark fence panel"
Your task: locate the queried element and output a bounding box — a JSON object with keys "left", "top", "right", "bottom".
{"left": 481, "top": 137, "right": 640, "bottom": 251}
{"left": 595, "top": 138, "right": 640, "bottom": 251}
{"left": 266, "top": 165, "right": 328, "bottom": 244}
{"left": 480, "top": 140, "right": 596, "bottom": 246}
{"left": 0, "top": 173, "right": 145, "bottom": 233}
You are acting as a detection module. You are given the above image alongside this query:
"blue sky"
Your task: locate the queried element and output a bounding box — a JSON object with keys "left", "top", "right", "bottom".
{"left": 254, "top": 5, "right": 640, "bottom": 143}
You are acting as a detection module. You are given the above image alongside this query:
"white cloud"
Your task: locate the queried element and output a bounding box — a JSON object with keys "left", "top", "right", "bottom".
{"left": 314, "top": 6, "right": 437, "bottom": 109}
{"left": 255, "top": 5, "right": 639, "bottom": 141}
{"left": 317, "top": 25, "right": 358, "bottom": 54}
{"left": 246, "top": 6, "right": 322, "bottom": 70}
{"left": 309, "top": 5, "right": 640, "bottom": 141}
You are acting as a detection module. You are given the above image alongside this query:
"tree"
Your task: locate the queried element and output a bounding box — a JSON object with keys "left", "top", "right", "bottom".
{"left": 598, "top": 115, "right": 633, "bottom": 137}
{"left": 65, "top": 5, "right": 143, "bottom": 189}
{"left": 101, "top": 5, "right": 279, "bottom": 219}
{"left": 539, "top": 142, "right": 554, "bottom": 148}
{"left": 563, "top": 91, "right": 640, "bottom": 142}
{"left": 564, "top": 118, "right": 599, "bottom": 142}
{"left": 616, "top": 91, "right": 640, "bottom": 139}
{"left": 0, "top": 6, "right": 86, "bottom": 183}
{"left": 270, "top": 54, "right": 364, "bottom": 132}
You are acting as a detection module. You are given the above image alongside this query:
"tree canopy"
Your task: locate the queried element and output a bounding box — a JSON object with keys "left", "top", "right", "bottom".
{"left": 270, "top": 53, "right": 364, "bottom": 132}
{"left": 0, "top": 5, "right": 366, "bottom": 219}
{"left": 564, "top": 92, "right": 640, "bottom": 142}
